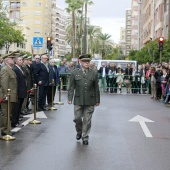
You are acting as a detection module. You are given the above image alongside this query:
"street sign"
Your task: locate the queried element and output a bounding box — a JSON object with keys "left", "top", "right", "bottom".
{"left": 33, "top": 37, "right": 43, "bottom": 48}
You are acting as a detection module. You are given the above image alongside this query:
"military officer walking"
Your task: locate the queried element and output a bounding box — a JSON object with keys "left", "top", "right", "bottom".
{"left": 68, "top": 54, "right": 100, "bottom": 145}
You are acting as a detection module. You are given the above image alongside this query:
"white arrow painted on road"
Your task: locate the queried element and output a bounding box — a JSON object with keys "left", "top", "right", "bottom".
{"left": 129, "top": 115, "right": 154, "bottom": 138}
{"left": 11, "top": 111, "right": 47, "bottom": 133}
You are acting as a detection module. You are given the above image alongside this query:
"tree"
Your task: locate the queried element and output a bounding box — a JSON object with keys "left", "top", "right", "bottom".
{"left": 88, "top": 25, "right": 101, "bottom": 55}
{"left": 82, "top": 0, "right": 93, "bottom": 54}
{"left": 0, "top": 4, "right": 25, "bottom": 53}
{"left": 98, "top": 33, "right": 111, "bottom": 59}
{"left": 65, "top": 0, "right": 83, "bottom": 58}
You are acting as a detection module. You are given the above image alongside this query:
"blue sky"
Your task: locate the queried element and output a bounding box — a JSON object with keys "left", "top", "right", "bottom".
{"left": 57, "top": 0, "right": 131, "bottom": 43}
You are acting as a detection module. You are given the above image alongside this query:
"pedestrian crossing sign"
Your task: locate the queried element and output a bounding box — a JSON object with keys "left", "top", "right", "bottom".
{"left": 33, "top": 37, "right": 43, "bottom": 48}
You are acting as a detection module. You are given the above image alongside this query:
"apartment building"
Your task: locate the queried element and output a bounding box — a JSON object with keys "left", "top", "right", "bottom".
{"left": 125, "top": 9, "right": 132, "bottom": 55}
{"left": 119, "top": 27, "right": 126, "bottom": 55}
{"left": 131, "top": 0, "right": 139, "bottom": 50}
{"left": 54, "top": 5, "right": 67, "bottom": 59}
{"left": 137, "top": 0, "right": 169, "bottom": 49}
{"left": 3, "top": 0, "right": 52, "bottom": 55}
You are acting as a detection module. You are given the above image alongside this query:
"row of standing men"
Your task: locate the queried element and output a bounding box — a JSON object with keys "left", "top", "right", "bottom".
{"left": 0, "top": 51, "right": 60, "bottom": 136}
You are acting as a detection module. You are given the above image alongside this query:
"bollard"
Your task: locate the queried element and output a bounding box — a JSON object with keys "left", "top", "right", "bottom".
{"left": 29, "top": 84, "right": 41, "bottom": 124}
{"left": 49, "top": 79, "right": 57, "bottom": 110}
{"left": 0, "top": 89, "right": 16, "bottom": 141}
{"left": 56, "top": 78, "right": 64, "bottom": 105}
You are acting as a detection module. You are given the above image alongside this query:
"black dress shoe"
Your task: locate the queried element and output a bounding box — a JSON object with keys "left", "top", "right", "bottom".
{"left": 37, "top": 108, "right": 43, "bottom": 111}
{"left": 11, "top": 124, "right": 24, "bottom": 128}
{"left": 19, "top": 118, "right": 23, "bottom": 121}
{"left": 83, "top": 141, "right": 88, "bottom": 145}
{"left": 20, "top": 111, "right": 28, "bottom": 115}
{"left": 76, "top": 134, "right": 82, "bottom": 140}
{"left": 42, "top": 107, "right": 47, "bottom": 111}
{"left": 26, "top": 112, "right": 32, "bottom": 114}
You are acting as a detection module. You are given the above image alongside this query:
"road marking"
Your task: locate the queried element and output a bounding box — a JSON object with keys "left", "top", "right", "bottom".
{"left": 11, "top": 111, "right": 47, "bottom": 133}
{"left": 129, "top": 115, "right": 154, "bottom": 138}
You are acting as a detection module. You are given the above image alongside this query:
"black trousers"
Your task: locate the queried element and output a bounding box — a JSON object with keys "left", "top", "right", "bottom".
{"left": 109, "top": 78, "right": 114, "bottom": 93}
{"left": 47, "top": 86, "right": 56, "bottom": 105}
{"left": 59, "top": 76, "right": 67, "bottom": 90}
{"left": 38, "top": 86, "right": 48, "bottom": 109}
{"left": 11, "top": 98, "right": 24, "bottom": 125}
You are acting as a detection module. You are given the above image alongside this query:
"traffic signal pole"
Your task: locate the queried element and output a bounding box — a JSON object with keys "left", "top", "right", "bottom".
{"left": 160, "top": 50, "right": 162, "bottom": 64}
{"left": 48, "top": 49, "right": 50, "bottom": 59}
{"left": 158, "top": 37, "right": 164, "bottom": 64}
{"left": 47, "top": 37, "right": 53, "bottom": 58}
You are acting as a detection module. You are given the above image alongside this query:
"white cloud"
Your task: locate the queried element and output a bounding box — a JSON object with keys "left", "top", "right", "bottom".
{"left": 91, "top": 17, "right": 125, "bottom": 43}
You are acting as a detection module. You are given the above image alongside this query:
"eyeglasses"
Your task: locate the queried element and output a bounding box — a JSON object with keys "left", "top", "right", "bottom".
{"left": 43, "top": 58, "right": 48, "bottom": 60}
{"left": 35, "top": 58, "right": 40, "bottom": 59}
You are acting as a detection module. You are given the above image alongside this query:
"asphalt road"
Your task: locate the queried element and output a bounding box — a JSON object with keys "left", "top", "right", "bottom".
{"left": 1, "top": 92, "right": 170, "bottom": 170}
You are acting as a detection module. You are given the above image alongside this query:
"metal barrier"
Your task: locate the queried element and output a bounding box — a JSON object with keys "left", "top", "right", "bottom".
{"left": 58, "top": 73, "right": 150, "bottom": 94}
{"left": 98, "top": 74, "right": 150, "bottom": 93}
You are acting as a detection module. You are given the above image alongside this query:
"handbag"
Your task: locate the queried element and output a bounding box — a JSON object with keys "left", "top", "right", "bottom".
{"left": 124, "top": 79, "right": 130, "bottom": 84}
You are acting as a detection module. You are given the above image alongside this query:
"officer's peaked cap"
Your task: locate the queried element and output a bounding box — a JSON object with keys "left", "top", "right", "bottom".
{"left": 22, "top": 54, "right": 28, "bottom": 59}
{"left": 27, "top": 56, "right": 32, "bottom": 60}
{"left": 79, "top": 54, "right": 91, "bottom": 61}
{"left": 2, "top": 50, "right": 20, "bottom": 59}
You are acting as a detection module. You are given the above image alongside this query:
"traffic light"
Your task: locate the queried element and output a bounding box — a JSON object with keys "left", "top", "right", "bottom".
{"left": 47, "top": 37, "right": 53, "bottom": 51}
{"left": 158, "top": 37, "right": 164, "bottom": 51}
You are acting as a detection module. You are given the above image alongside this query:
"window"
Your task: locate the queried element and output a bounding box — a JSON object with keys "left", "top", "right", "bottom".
{"left": 34, "top": 28, "right": 40, "bottom": 34}
{"left": 22, "top": 11, "right": 28, "bottom": 16}
{"left": 11, "top": 2, "right": 17, "bottom": 8}
{"left": 35, "top": 2, "right": 41, "bottom": 6}
{"left": 134, "top": 30, "right": 138, "bottom": 35}
{"left": 34, "top": 20, "right": 41, "bottom": 24}
{"left": 134, "top": 19, "right": 138, "bottom": 25}
{"left": 34, "top": 11, "right": 41, "bottom": 16}
{"left": 22, "top": 2, "right": 27, "bottom": 6}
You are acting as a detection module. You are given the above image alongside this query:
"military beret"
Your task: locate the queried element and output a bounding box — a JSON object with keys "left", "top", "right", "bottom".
{"left": 79, "top": 54, "right": 91, "bottom": 61}
{"left": 2, "top": 50, "right": 20, "bottom": 59}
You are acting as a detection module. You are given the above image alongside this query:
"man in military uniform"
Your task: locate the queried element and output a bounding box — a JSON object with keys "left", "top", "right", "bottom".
{"left": 21, "top": 55, "right": 32, "bottom": 115}
{"left": 68, "top": 54, "right": 100, "bottom": 145}
{"left": 0, "top": 51, "right": 18, "bottom": 136}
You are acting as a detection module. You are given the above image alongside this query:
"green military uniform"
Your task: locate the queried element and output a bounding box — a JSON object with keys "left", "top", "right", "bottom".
{"left": 0, "top": 52, "right": 18, "bottom": 134}
{"left": 68, "top": 67, "right": 100, "bottom": 142}
{"left": 21, "top": 55, "right": 32, "bottom": 112}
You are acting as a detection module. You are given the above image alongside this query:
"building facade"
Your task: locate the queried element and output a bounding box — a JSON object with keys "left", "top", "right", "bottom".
{"left": 125, "top": 9, "right": 132, "bottom": 55}
{"left": 1, "top": 0, "right": 52, "bottom": 55}
{"left": 119, "top": 27, "right": 126, "bottom": 55}
{"left": 54, "top": 5, "right": 67, "bottom": 59}
{"left": 131, "top": 0, "right": 139, "bottom": 50}
{"left": 137, "top": 0, "right": 169, "bottom": 48}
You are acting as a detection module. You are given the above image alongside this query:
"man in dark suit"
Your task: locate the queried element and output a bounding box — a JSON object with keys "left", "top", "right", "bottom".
{"left": 11, "top": 55, "right": 27, "bottom": 127}
{"left": 47, "top": 59, "right": 60, "bottom": 106}
{"left": 33, "top": 54, "right": 49, "bottom": 111}
{"left": 68, "top": 54, "right": 100, "bottom": 145}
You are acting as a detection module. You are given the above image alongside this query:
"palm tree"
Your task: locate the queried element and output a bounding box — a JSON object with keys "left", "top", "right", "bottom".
{"left": 98, "top": 33, "right": 112, "bottom": 59}
{"left": 65, "top": 0, "right": 83, "bottom": 58}
{"left": 88, "top": 25, "right": 101, "bottom": 54}
{"left": 82, "top": 0, "right": 93, "bottom": 54}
